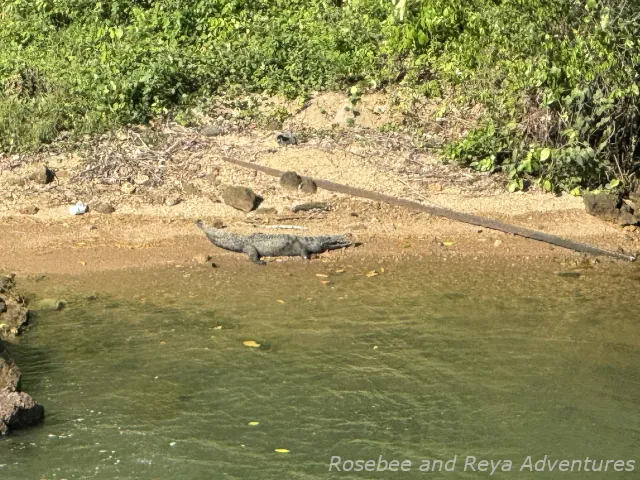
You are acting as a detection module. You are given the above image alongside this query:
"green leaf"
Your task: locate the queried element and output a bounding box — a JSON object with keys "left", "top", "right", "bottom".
{"left": 605, "top": 178, "right": 620, "bottom": 189}
{"left": 540, "top": 148, "right": 551, "bottom": 162}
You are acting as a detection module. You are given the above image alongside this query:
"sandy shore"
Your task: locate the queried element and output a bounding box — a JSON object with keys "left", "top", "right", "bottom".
{"left": 1, "top": 94, "right": 638, "bottom": 276}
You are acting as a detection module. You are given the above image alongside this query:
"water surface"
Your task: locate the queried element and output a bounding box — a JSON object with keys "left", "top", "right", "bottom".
{"left": 2, "top": 260, "right": 640, "bottom": 479}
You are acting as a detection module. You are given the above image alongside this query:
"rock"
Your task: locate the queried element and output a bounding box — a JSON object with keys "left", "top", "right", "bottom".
{"left": 32, "top": 298, "right": 66, "bottom": 311}
{"left": 254, "top": 207, "right": 278, "bottom": 215}
{"left": 299, "top": 177, "right": 317, "bottom": 194}
{"left": 0, "top": 276, "right": 44, "bottom": 435}
{"left": 92, "top": 203, "right": 115, "bottom": 214}
{"left": 134, "top": 174, "right": 150, "bottom": 185}
{"left": 26, "top": 165, "right": 54, "bottom": 185}
{"left": 291, "top": 202, "right": 330, "bottom": 213}
{"left": 0, "top": 389, "right": 45, "bottom": 435}
{"left": 18, "top": 205, "right": 39, "bottom": 215}
{"left": 276, "top": 131, "right": 297, "bottom": 146}
{"left": 201, "top": 126, "right": 224, "bottom": 137}
{"left": 193, "top": 254, "right": 212, "bottom": 264}
{"left": 222, "top": 186, "right": 256, "bottom": 213}
{"left": 165, "top": 195, "right": 181, "bottom": 206}
{"left": 584, "top": 192, "right": 639, "bottom": 225}
{"left": 279, "top": 171, "right": 302, "bottom": 191}
{"left": 120, "top": 183, "right": 137, "bottom": 194}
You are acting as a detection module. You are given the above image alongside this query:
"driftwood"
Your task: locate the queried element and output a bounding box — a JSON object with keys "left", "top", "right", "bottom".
{"left": 221, "top": 157, "right": 637, "bottom": 262}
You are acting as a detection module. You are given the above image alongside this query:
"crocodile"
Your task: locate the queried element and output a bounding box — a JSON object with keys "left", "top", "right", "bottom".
{"left": 196, "top": 220, "right": 352, "bottom": 264}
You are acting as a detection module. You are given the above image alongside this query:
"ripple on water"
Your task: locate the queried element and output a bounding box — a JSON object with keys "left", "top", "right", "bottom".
{"left": 3, "top": 260, "right": 640, "bottom": 479}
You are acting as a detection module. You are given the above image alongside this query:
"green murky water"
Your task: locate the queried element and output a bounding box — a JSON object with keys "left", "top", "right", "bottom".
{"left": 2, "top": 260, "right": 640, "bottom": 479}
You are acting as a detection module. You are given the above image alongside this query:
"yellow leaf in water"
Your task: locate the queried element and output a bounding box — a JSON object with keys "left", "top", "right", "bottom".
{"left": 275, "top": 449, "right": 290, "bottom": 453}
{"left": 442, "top": 242, "right": 454, "bottom": 247}
{"left": 320, "top": 280, "right": 330, "bottom": 285}
{"left": 214, "top": 325, "right": 222, "bottom": 330}
{"left": 335, "top": 269, "right": 345, "bottom": 273}
{"left": 380, "top": 267, "right": 385, "bottom": 273}
{"left": 365, "top": 270, "right": 378, "bottom": 277}
{"left": 78, "top": 261, "right": 87, "bottom": 266}
{"left": 243, "top": 340, "right": 261, "bottom": 348}
{"left": 276, "top": 300, "right": 285, "bottom": 304}
{"left": 315, "top": 273, "right": 329, "bottom": 278}
{"left": 248, "top": 421, "right": 260, "bottom": 426}
{"left": 0, "top": 323, "right": 6, "bottom": 329}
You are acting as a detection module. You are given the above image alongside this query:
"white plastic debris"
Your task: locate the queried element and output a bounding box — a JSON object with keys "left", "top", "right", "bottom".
{"left": 68, "top": 201, "right": 87, "bottom": 215}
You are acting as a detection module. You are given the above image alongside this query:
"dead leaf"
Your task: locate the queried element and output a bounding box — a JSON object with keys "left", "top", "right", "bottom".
{"left": 442, "top": 242, "right": 454, "bottom": 247}
{"left": 275, "top": 449, "right": 290, "bottom": 453}
{"left": 248, "top": 421, "right": 260, "bottom": 426}
{"left": 365, "top": 270, "right": 378, "bottom": 277}
{"left": 276, "top": 299, "right": 285, "bottom": 304}
{"left": 315, "top": 273, "right": 329, "bottom": 278}
{"left": 243, "top": 340, "right": 261, "bottom": 348}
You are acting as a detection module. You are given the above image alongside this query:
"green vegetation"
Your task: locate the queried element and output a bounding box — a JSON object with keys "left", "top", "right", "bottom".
{"left": 1, "top": 0, "right": 639, "bottom": 192}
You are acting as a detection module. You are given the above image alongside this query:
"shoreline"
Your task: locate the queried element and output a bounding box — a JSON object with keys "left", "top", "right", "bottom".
{"left": 1, "top": 114, "right": 638, "bottom": 277}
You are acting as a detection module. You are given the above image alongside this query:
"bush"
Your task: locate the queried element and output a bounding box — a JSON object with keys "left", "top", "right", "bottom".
{"left": 0, "top": 0, "right": 390, "bottom": 150}
{"left": 382, "top": 0, "right": 640, "bottom": 192}
{"left": 2, "top": 0, "right": 639, "bottom": 192}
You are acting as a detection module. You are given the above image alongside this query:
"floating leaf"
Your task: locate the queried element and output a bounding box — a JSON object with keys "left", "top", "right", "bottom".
{"left": 214, "top": 325, "right": 222, "bottom": 330}
{"left": 379, "top": 267, "right": 385, "bottom": 273}
{"left": 315, "top": 274, "right": 329, "bottom": 278}
{"left": 365, "top": 270, "right": 378, "bottom": 277}
{"left": 335, "top": 269, "right": 345, "bottom": 273}
{"left": 442, "top": 242, "right": 454, "bottom": 247}
{"left": 276, "top": 300, "right": 285, "bottom": 304}
{"left": 248, "top": 421, "right": 260, "bottom": 426}
{"left": 243, "top": 341, "right": 261, "bottom": 348}
{"left": 275, "top": 449, "right": 290, "bottom": 453}
{"left": 320, "top": 280, "right": 330, "bottom": 284}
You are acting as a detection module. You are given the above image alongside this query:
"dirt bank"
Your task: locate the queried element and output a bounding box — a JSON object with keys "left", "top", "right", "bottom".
{"left": 0, "top": 93, "right": 638, "bottom": 276}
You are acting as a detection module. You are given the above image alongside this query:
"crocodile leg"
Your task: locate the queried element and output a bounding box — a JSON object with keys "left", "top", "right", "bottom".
{"left": 244, "top": 245, "right": 266, "bottom": 265}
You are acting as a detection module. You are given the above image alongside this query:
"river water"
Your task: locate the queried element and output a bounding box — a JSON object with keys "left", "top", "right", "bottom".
{"left": 2, "top": 259, "right": 640, "bottom": 479}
